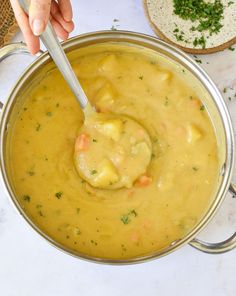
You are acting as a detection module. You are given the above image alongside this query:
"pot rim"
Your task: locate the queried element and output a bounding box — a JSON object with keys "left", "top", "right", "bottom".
{"left": 0, "top": 30, "right": 235, "bottom": 264}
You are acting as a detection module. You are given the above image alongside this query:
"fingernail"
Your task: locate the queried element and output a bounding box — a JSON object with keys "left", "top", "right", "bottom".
{"left": 32, "top": 19, "right": 45, "bottom": 36}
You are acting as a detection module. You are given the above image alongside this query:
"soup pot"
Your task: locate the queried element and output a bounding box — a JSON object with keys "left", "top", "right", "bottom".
{"left": 0, "top": 31, "right": 236, "bottom": 264}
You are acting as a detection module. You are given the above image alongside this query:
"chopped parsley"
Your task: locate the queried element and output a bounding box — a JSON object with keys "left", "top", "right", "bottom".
{"left": 223, "top": 87, "right": 227, "bottom": 93}
{"left": 92, "top": 138, "right": 98, "bottom": 142}
{"left": 192, "top": 166, "right": 199, "bottom": 171}
{"left": 111, "top": 25, "right": 117, "bottom": 31}
{"left": 46, "top": 111, "right": 52, "bottom": 117}
{"left": 200, "top": 105, "right": 205, "bottom": 111}
{"left": 76, "top": 208, "right": 80, "bottom": 214}
{"left": 91, "top": 170, "right": 97, "bottom": 175}
{"left": 173, "top": 0, "right": 224, "bottom": 35}
{"left": 164, "top": 96, "right": 169, "bottom": 106}
{"left": 38, "top": 210, "right": 44, "bottom": 217}
{"left": 36, "top": 123, "right": 41, "bottom": 131}
{"left": 23, "top": 195, "right": 31, "bottom": 202}
{"left": 139, "top": 76, "right": 143, "bottom": 80}
{"left": 193, "top": 36, "right": 206, "bottom": 49}
{"left": 228, "top": 46, "right": 235, "bottom": 51}
{"left": 121, "top": 214, "right": 130, "bottom": 225}
{"left": 55, "top": 191, "right": 63, "bottom": 199}
{"left": 120, "top": 209, "right": 138, "bottom": 225}
{"left": 27, "top": 171, "right": 35, "bottom": 176}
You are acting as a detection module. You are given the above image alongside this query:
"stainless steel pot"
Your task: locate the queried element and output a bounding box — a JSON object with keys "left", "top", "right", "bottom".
{"left": 0, "top": 31, "right": 236, "bottom": 264}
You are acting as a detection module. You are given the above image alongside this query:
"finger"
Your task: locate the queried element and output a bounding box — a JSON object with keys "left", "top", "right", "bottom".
{"left": 10, "top": 0, "right": 40, "bottom": 54}
{"left": 29, "top": 0, "right": 51, "bottom": 36}
{"left": 58, "top": 0, "right": 73, "bottom": 22}
{"left": 51, "top": 17, "right": 69, "bottom": 41}
{"left": 51, "top": 0, "right": 74, "bottom": 33}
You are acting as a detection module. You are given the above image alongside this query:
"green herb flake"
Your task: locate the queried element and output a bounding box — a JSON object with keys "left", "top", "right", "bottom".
{"left": 192, "top": 166, "right": 199, "bottom": 171}
{"left": 193, "top": 36, "right": 206, "bottom": 49}
{"left": 111, "top": 25, "right": 117, "bottom": 31}
{"left": 223, "top": 87, "right": 227, "bottom": 93}
{"left": 200, "top": 105, "right": 205, "bottom": 111}
{"left": 36, "top": 123, "right": 41, "bottom": 131}
{"left": 27, "top": 171, "right": 35, "bottom": 176}
{"left": 228, "top": 46, "right": 235, "bottom": 51}
{"left": 76, "top": 208, "right": 80, "bottom": 214}
{"left": 164, "top": 96, "right": 169, "bottom": 106}
{"left": 92, "top": 139, "right": 98, "bottom": 142}
{"left": 130, "top": 209, "right": 138, "bottom": 217}
{"left": 46, "top": 111, "right": 52, "bottom": 117}
{"left": 173, "top": 0, "right": 224, "bottom": 36}
{"left": 121, "top": 214, "right": 130, "bottom": 225}
{"left": 38, "top": 210, "right": 44, "bottom": 217}
{"left": 195, "top": 59, "right": 202, "bottom": 64}
{"left": 23, "top": 195, "right": 31, "bottom": 202}
{"left": 174, "top": 33, "right": 184, "bottom": 42}
{"left": 55, "top": 191, "right": 63, "bottom": 199}
{"left": 139, "top": 76, "right": 143, "bottom": 80}
{"left": 91, "top": 170, "right": 97, "bottom": 175}
{"left": 150, "top": 60, "right": 157, "bottom": 65}
{"left": 90, "top": 240, "right": 98, "bottom": 246}
{"left": 121, "top": 209, "right": 138, "bottom": 225}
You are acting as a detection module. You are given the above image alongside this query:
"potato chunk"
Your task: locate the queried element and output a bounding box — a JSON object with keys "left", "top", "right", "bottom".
{"left": 187, "top": 124, "right": 202, "bottom": 144}
{"left": 99, "top": 54, "right": 118, "bottom": 73}
{"left": 95, "top": 118, "right": 123, "bottom": 141}
{"left": 95, "top": 83, "right": 116, "bottom": 112}
{"left": 92, "top": 159, "right": 119, "bottom": 188}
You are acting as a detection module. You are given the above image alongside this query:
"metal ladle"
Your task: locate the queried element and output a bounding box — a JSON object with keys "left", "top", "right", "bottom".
{"left": 18, "top": 0, "right": 153, "bottom": 190}
{"left": 19, "top": 0, "right": 89, "bottom": 110}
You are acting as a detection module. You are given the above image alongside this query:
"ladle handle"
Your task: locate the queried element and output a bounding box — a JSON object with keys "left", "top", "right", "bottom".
{"left": 18, "top": 0, "right": 88, "bottom": 109}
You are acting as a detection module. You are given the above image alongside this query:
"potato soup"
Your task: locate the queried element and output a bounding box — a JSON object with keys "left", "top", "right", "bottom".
{"left": 6, "top": 43, "right": 220, "bottom": 259}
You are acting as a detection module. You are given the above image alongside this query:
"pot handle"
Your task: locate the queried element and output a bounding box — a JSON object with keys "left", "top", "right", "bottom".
{"left": 0, "top": 43, "right": 43, "bottom": 109}
{"left": 0, "top": 42, "right": 43, "bottom": 62}
{"left": 189, "top": 183, "right": 236, "bottom": 254}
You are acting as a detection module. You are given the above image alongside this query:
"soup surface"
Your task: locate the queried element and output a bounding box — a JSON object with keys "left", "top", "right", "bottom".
{"left": 7, "top": 43, "right": 219, "bottom": 260}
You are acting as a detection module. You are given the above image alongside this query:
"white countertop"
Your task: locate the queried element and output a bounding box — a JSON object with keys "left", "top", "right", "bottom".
{"left": 0, "top": 1, "right": 235, "bottom": 295}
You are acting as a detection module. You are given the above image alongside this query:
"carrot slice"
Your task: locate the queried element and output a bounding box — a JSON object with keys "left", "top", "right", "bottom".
{"left": 135, "top": 174, "right": 152, "bottom": 187}
{"left": 75, "top": 133, "right": 90, "bottom": 152}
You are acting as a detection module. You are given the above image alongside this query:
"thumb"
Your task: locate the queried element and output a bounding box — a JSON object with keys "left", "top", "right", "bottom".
{"left": 29, "top": 0, "right": 51, "bottom": 36}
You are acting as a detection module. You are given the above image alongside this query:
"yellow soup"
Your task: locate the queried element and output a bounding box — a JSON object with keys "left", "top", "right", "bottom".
{"left": 7, "top": 43, "right": 220, "bottom": 259}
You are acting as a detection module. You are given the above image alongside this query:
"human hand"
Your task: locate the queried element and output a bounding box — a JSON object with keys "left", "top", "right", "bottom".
{"left": 10, "top": 0, "right": 74, "bottom": 54}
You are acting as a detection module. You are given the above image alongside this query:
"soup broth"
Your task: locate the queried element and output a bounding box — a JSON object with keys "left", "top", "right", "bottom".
{"left": 6, "top": 43, "right": 219, "bottom": 259}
